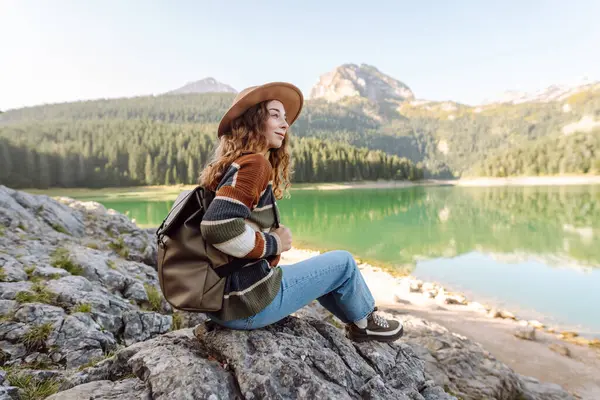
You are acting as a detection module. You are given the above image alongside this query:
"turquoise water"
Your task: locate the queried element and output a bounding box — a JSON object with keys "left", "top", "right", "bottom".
{"left": 70, "top": 184, "right": 600, "bottom": 336}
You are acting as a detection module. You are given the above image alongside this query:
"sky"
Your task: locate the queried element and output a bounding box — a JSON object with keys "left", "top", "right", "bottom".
{"left": 1, "top": 0, "right": 600, "bottom": 111}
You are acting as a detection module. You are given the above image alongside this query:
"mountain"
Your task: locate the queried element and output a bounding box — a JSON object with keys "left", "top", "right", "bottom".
{"left": 481, "top": 79, "right": 600, "bottom": 105}
{"left": 166, "top": 77, "right": 237, "bottom": 95}
{"left": 0, "top": 64, "right": 599, "bottom": 185}
{"left": 309, "top": 63, "right": 414, "bottom": 105}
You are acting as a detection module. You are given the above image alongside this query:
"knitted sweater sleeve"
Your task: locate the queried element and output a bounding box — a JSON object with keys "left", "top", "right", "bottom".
{"left": 200, "top": 154, "right": 281, "bottom": 259}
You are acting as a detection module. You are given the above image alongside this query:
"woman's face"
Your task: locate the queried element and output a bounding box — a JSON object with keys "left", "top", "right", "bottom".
{"left": 263, "top": 100, "right": 289, "bottom": 149}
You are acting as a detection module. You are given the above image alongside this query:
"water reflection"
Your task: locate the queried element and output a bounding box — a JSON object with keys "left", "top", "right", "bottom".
{"left": 91, "top": 185, "right": 600, "bottom": 270}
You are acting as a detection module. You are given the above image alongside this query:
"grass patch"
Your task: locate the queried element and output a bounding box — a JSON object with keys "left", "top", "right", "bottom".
{"left": 4, "top": 368, "right": 61, "bottom": 400}
{"left": 444, "top": 385, "right": 464, "bottom": 400}
{"left": 118, "top": 372, "right": 137, "bottom": 380}
{"left": 20, "top": 323, "right": 53, "bottom": 352}
{"left": 76, "top": 356, "right": 104, "bottom": 371}
{"left": 17, "top": 222, "right": 26, "bottom": 231}
{"left": 109, "top": 237, "right": 129, "bottom": 258}
{"left": 326, "top": 315, "right": 344, "bottom": 329}
{"left": 144, "top": 283, "right": 162, "bottom": 312}
{"left": 0, "top": 310, "right": 16, "bottom": 322}
{"left": 15, "top": 282, "right": 58, "bottom": 305}
{"left": 49, "top": 273, "right": 62, "bottom": 280}
{"left": 106, "top": 260, "right": 117, "bottom": 270}
{"left": 76, "top": 349, "right": 115, "bottom": 371}
{"left": 51, "top": 247, "right": 84, "bottom": 275}
{"left": 172, "top": 312, "right": 183, "bottom": 331}
{"left": 50, "top": 223, "right": 68, "bottom": 234}
{"left": 0, "top": 267, "right": 6, "bottom": 282}
{"left": 85, "top": 241, "right": 100, "bottom": 250}
{"left": 0, "top": 225, "right": 5, "bottom": 236}
{"left": 23, "top": 265, "right": 35, "bottom": 277}
{"left": 71, "top": 303, "right": 92, "bottom": 313}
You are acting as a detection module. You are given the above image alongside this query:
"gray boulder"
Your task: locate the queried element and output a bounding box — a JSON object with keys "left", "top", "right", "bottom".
{"left": 122, "top": 311, "right": 172, "bottom": 346}
{"left": 47, "top": 314, "right": 117, "bottom": 369}
{"left": 55, "top": 319, "right": 455, "bottom": 400}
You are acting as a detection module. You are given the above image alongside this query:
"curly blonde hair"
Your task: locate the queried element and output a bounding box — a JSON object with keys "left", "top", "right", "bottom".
{"left": 199, "top": 101, "right": 292, "bottom": 199}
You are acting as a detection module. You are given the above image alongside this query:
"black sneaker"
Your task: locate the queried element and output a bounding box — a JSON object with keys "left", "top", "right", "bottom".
{"left": 346, "top": 308, "right": 404, "bottom": 343}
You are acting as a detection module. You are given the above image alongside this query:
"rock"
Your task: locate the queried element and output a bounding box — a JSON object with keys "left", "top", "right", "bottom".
{"left": 30, "top": 265, "right": 69, "bottom": 279}
{"left": 467, "top": 301, "right": 488, "bottom": 313}
{"left": 47, "top": 379, "right": 148, "bottom": 400}
{"left": 518, "top": 374, "right": 575, "bottom": 400}
{"left": 47, "top": 314, "right": 117, "bottom": 369}
{"left": 499, "top": 310, "right": 516, "bottom": 319}
{"left": 309, "top": 64, "right": 415, "bottom": 104}
{"left": 488, "top": 308, "right": 515, "bottom": 319}
{"left": 14, "top": 303, "right": 66, "bottom": 325}
{"left": 548, "top": 343, "right": 571, "bottom": 357}
{"left": 122, "top": 282, "right": 148, "bottom": 303}
{"left": 0, "top": 300, "right": 17, "bottom": 316}
{"left": 0, "top": 322, "right": 29, "bottom": 342}
{"left": 528, "top": 320, "right": 545, "bottom": 329}
{"left": 46, "top": 276, "right": 133, "bottom": 315}
{"left": 422, "top": 282, "right": 438, "bottom": 292}
{"left": 514, "top": 326, "right": 536, "bottom": 341}
{"left": 11, "top": 189, "right": 86, "bottom": 237}
{"left": 0, "top": 187, "right": 175, "bottom": 370}
{"left": 23, "top": 352, "right": 53, "bottom": 366}
{"left": 401, "top": 315, "right": 522, "bottom": 399}
{"left": 0, "top": 254, "right": 27, "bottom": 282}
{"left": 559, "top": 331, "right": 579, "bottom": 339}
{"left": 122, "top": 311, "right": 172, "bottom": 346}
{"left": 0, "top": 385, "right": 19, "bottom": 399}
{"left": 90, "top": 312, "right": 124, "bottom": 336}
{"left": 0, "top": 282, "right": 32, "bottom": 300}
{"left": 443, "top": 294, "right": 468, "bottom": 305}
{"left": 176, "top": 311, "right": 208, "bottom": 329}
{"left": 0, "top": 342, "right": 24, "bottom": 366}
{"left": 56, "top": 320, "right": 455, "bottom": 399}
{"left": 409, "top": 279, "right": 423, "bottom": 292}
{"left": 129, "top": 330, "right": 240, "bottom": 399}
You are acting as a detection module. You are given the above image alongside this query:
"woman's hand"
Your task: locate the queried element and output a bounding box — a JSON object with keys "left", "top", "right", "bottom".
{"left": 272, "top": 225, "right": 292, "bottom": 252}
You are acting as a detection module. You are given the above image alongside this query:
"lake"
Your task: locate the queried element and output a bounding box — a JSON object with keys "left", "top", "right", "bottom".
{"left": 66, "top": 184, "right": 600, "bottom": 337}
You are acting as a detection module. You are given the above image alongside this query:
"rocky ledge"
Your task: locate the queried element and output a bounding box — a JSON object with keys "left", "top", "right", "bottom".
{"left": 0, "top": 185, "right": 575, "bottom": 399}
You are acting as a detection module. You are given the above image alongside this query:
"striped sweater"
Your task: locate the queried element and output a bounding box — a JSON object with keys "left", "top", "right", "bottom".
{"left": 201, "top": 153, "right": 282, "bottom": 321}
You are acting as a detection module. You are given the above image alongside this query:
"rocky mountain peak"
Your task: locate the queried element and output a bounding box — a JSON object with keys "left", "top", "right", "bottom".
{"left": 166, "top": 77, "right": 237, "bottom": 95}
{"left": 309, "top": 63, "right": 415, "bottom": 104}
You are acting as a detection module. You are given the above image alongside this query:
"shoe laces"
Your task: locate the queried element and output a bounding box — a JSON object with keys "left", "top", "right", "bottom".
{"left": 370, "top": 308, "right": 389, "bottom": 328}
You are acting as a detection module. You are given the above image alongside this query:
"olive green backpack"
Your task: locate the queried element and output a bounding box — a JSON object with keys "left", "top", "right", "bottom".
{"left": 155, "top": 185, "right": 278, "bottom": 312}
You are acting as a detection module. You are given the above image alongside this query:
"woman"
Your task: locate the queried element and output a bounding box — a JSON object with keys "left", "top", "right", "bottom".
{"left": 199, "top": 82, "right": 403, "bottom": 342}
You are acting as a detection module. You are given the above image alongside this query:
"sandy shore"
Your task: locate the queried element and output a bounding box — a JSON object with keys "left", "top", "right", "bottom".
{"left": 295, "top": 175, "right": 600, "bottom": 190}
{"left": 279, "top": 248, "right": 600, "bottom": 399}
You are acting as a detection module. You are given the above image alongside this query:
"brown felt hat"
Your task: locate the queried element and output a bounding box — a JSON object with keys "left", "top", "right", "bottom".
{"left": 217, "top": 82, "right": 304, "bottom": 137}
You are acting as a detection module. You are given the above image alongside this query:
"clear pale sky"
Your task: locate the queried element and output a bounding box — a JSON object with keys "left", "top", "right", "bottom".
{"left": 1, "top": 0, "right": 599, "bottom": 111}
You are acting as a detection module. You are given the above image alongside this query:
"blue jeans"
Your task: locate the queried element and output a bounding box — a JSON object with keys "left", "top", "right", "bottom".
{"left": 208, "top": 250, "right": 376, "bottom": 330}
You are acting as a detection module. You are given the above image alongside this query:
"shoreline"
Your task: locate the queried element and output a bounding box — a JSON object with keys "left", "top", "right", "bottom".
{"left": 280, "top": 247, "right": 600, "bottom": 343}
{"left": 296, "top": 175, "right": 600, "bottom": 190}
{"left": 20, "top": 174, "right": 600, "bottom": 199}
